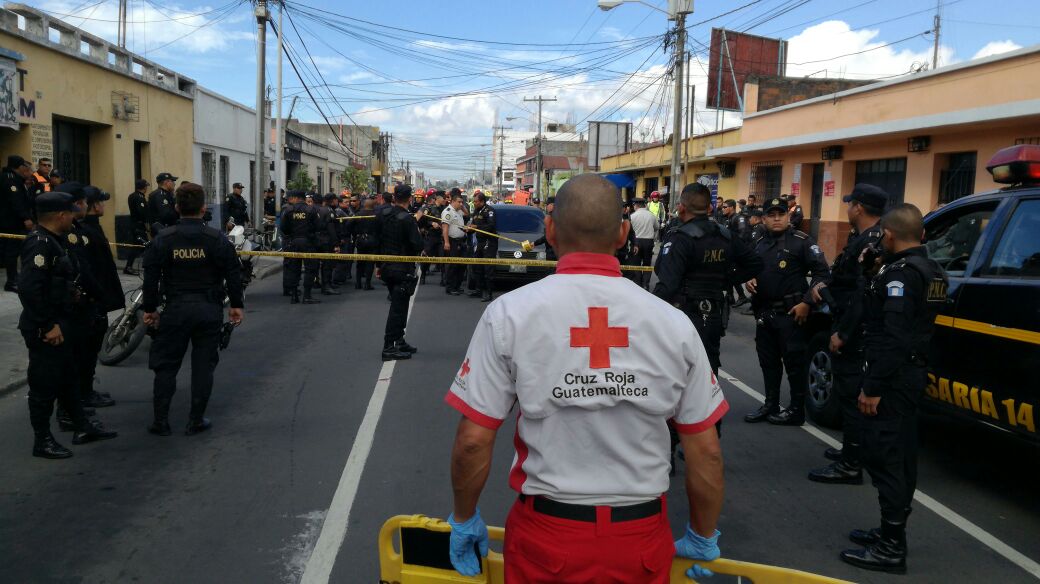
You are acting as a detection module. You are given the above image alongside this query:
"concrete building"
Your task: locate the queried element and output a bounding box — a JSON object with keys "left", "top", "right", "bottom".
{"left": 515, "top": 138, "right": 587, "bottom": 197}
{"left": 598, "top": 128, "right": 743, "bottom": 206}
{"left": 193, "top": 87, "right": 257, "bottom": 225}
{"left": 708, "top": 45, "right": 1040, "bottom": 257}
{"left": 0, "top": 3, "right": 194, "bottom": 244}
{"left": 286, "top": 121, "right": 380, "bottom": 194}
{"left": 492, "top": 124, "right": 581, "bottom": 192}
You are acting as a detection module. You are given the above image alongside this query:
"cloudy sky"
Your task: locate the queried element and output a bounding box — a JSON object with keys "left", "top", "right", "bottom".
{"left": 35, "top": 0, "right": 1040, "bottom": 180}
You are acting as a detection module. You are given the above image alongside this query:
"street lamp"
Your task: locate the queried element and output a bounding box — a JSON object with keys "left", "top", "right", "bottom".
{"left": 598, "top": 0, "right": 692, "bottom": 211}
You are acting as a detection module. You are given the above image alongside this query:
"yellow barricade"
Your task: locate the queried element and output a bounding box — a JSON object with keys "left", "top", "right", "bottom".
{"left": 378, "top": 515, "right": 853, "bottom": 584}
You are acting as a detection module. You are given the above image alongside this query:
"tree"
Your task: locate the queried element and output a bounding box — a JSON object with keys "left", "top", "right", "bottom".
{"left": 287, "top": 168, "right": 314, "bottom": 192}
{"left": 340, "top": 167, "right": 370, "bottom": 193}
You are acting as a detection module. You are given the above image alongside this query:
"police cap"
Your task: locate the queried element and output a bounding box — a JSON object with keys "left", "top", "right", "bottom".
{"left": 156, "top": 172, "right": 178, "bottom": 183}
{"left": 49, "top": 169, "right": 63, "bottom": 179}
{"left": 232, "top": 182, "right": 245, "bottom": 189}
{"left": 763, "top": 197, "right": 788, "bottom": 213}
{"left": 287, "top": 189, "right": 306, "bottom": 199}
{"left": 7, "top": 155, "right": 30, "bottom": 169}
{"left": 55, "top": 181, "right": 86, "bottom": 200}
{"left": 135, "top": 178, "right": 149, "bottom": 189}
{"left": 546, "top": 196, "right": 555, "bottom": 205}
{"left": 323, "top": 193, "right": 338, "bottom": 203}
{"left": 35, "top": 192, "right": 77, "bottom": 214}
{"left": 84, "top": 185, "right": 111, "bottom": 204}
{"left": 842, "top": 183, "right": 888, "bottom": 209}
{"left": 751, "top": 208, "right": 764, "bottom": 218}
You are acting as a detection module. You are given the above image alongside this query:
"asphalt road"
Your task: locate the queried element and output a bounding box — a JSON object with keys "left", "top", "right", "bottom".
{"left": 1, "top": 269, "right": 1037, "bottom": 583}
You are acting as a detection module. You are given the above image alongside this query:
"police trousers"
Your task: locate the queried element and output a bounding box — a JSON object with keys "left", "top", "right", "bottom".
{"left": 332, "top": 240, "right": 355, "bottom": 284}
{"left": 74, "top": 309, "right": 108, "bottom": 402}
{"left": 148, "top": 300, "right": 223, "bottom": 422}
{"left": 861, "top": 365, "right": 926, "bottom": 524}
{"left": 445, "top": 238, "right": 467, "bottom": 291}
{"left": 634, "top": 238, "right": 655, "bottom": 288}
{"left": 22, "top": 323, "right": 89, "bottom": 436}
{"left": 754, "top": 312, "right": 809, "bottom": 409}
{"left": 421, "top": 234, "right": 442, "bottom": 276}
{"left": 832, "top": 348, "right": 865, "bottom": 466}
{"left": 355, "top": 240, "right": 378, "bottom": 284}
{"left": 682, "top": 298, "right": 725, "bottom": 374}
{"left": 283, "top": 238, "right": 318, "bottom": 292}
{"left": 381, "top": 267, "right": 417, "bottom": 346}
{"left": 472, "top": 238, "right": 497, "bottom": 293}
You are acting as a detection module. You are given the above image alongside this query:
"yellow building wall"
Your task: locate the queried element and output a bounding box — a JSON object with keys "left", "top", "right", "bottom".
{"left": 0, "top": 31, "right": 194, "bottom": 241}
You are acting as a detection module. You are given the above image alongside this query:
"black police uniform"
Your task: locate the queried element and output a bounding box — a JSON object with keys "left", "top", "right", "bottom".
{"left": 147, "top": 186, "right": 178, "bottom": 236}
{"left": 353, "top": 207, "right": 380, "bottom": 289}
{"left": 840, "top": 246, "right": 947, "bottom": 573}
{"left": 330, "top": 203, "right": 352, "bottom": 285}
{"left": 263, "top": 195, "right": 277, "bottom": 217}
{"left": 279, "top": 199, "right": 321, "bottom": 302}
{"left": 379, "top": 205, "right": 423, "bottom": 359}
{"left": 224, "top": 193, "right": 249, "bottom": 226}
{"left": 126, "top": 189, "right": 150, "bottom": 272}
{"left": 418, "top": 201, "right": 444, "bottom": 283}
{"left": 313, "top": 203, "right": 339, "bottom": 294}
{"left": 727, "top": 211, "right": 749, "bottom": 241}
{"left": 653, "top": 215, "right": 763, "bottom": 373}
{"left": 1, "top": 164, "right": 32, "bottom": 289}
{"left": 746, "top": 202, "right": 830, "bottom": 425}
{"left": 789, "top": 203, "right": 804, "bottom": 231}
{"left": 469, "top": 203, "right": 497, "bottom": 301}
{"left": 811, "top": 219, "right": 882, "bottom": 481}
{"left": 18, "top": 194, "right": 117, "bottom": 458}
{"left": 142, "top": 217, "right": 243, "bottom": 434}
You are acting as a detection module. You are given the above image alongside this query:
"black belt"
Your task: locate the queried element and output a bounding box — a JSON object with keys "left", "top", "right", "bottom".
{"left": 518, "top": 494, "right": 661, "bottom": 523}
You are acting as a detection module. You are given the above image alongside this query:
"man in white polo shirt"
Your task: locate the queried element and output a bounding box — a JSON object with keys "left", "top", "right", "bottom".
{"left": 445, "top": 174, "right": 727, "bottom": 583}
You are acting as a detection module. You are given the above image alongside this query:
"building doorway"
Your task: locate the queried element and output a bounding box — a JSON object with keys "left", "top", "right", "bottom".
{"left": 810, "top": 163, "right": 824, "bottom": 239}
{"left": 53, "top": 119, "right": 90, "bottom": 185}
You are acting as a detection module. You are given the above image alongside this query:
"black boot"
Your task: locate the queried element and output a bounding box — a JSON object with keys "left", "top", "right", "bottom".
{"left": 840, "top": 520, "right": 907, "bottom": 574}
{"left": 72, "top": 419, "right": 118, "bottom": 445}
{"left": 302, "top": 289, "right": 321, "bottom": 304}
{"left": 364, "top": 280, "right": 374, "bottom": 291}
{"left": 290, "top": 289, "right": 300, "bottom": 304}
{"left": 149, "top": 401, "right": 172, "bottom": 436}
{"left": 355, "top": 279, "right": 363, "bottom": 290}
{"left": 82, "top": 390, "right": 116, "bottom": 408}
{"left": 481, "top": 291, "right": 492, "bottom": 303}
{"left": 185, "top": 417, "right": 212, "bottom": 436}
{"left": 849, "top": 526, "right": 881, "bottom": 547}
{"left": 33, "top": 433, "right": 73, "bottom": 459}
{"left": 767, "top": 406, "right": 805, "bottom": 426}
{"left": 381, "top": 342, "right": 411, "bottom": 361}
{"left": 395, "top": 339, "right": 418, "bottom": 354}
{"left": 744, "top": 392, "right": 779, "bottom": 423}
{"left": 148, "top": 420, "right": 172, "bottom": 436}
{"left": 824, "top": 447, "right": 843, "bottom": 461}
{"left": 56, "top": 407, "right": 77, "bottom": 432}
{"left": 321, "top": 286, "right": 341, "bottom": 296}
{"left": 808, "top": 461, "right": 863, "bottom": 484}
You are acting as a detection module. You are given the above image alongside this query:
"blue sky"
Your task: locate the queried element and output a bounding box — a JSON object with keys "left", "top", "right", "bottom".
{"left": 36, "top": 0, "right": 1040, "bottom": 179}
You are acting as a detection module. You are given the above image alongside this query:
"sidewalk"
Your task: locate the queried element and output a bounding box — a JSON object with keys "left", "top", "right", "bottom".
{"left": 0, "top": 256, "right": 281, "bottom": 397}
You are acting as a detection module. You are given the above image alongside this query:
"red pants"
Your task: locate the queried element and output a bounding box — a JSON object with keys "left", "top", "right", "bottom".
{"left": 504, "top": 496, "right": 674, "bottom": 583}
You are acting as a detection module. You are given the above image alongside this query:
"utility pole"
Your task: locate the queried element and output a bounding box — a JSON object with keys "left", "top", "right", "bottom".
{"left": 932, "top": 0, "right": 942, "bottom": 70}
{"left": 274, "top": 0, "right": 283, "bottom": 214}
{"left": 493, "top": 124, "right": 512, "bottom": 196}
{"left": 668, "top": 10, "right": 687, "bottom": 212}
{"left": 117, "top": 0, "right": 127, "bottom": 48}
{"left": 524, "top": 95, "right": 556, "bottom": 199}
{"left": 253, "top": 0, "right": 269, "bottom": 227}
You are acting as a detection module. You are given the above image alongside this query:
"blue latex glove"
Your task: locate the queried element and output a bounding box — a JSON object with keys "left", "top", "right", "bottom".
{"left": 448, "top": 509, "right": 489, "bottom": 577}
{"left": 675, "top": 525, "right": 721, "bottom": 580}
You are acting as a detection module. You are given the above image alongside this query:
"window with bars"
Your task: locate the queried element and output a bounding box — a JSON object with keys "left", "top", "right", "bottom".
{"left": 855, "top": 157, "right": 906, "bottom": 204}
{"left": 938, "top": 152, "right": 977, "bottom": 205}
{"left": 749, "top": 161, "right": 783, "bottom": 200}
{"left": 219, "top": 155, "right": 230, "bottom": 201}
{"left": 201, "top": 150, "right": 216, "bottom": 202}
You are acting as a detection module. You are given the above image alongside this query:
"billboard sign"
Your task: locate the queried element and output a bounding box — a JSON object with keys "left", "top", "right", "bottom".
{"left": 706, "top": 28, "right": 788, "bottom": 112}
{"left": 588, "top": 121, "right": 632, "bottom": 170}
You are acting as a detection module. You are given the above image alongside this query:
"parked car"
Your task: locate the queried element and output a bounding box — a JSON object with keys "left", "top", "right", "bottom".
{"left": 805, "top": 144, "right": 1040, "bottom": 444}
{"left": 489, "top": 204, "right": 552, "bottom": 283}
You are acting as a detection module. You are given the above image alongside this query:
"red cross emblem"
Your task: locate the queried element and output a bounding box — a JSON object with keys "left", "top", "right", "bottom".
{"left": 459, "top": 358, "right": 471, "bottom": 378}
{"left": 570, "top": 307, "right": 629, "bottom": 369}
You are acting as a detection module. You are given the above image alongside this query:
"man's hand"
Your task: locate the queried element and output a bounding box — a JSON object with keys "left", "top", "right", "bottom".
{"left": 443, "top": 242, "right": 451, "bottom": 252}
{"left": 42, "top": 324, "right": 64, "bottom": 346}
{"left": 675, "top": 525, "right": 721, "bottom": 580}
{"left": 143, "top": 311, "right": 160, "bottom": 328}
{"left": 810, "top": 282, "right": 827, "bottom": 304}
{"left": 789, "top": 301, "right": 810, "bottom": 325}
{"left": 858, "top": 390, "right": 881, "bottom": 416}
{"left": 744, "top": 278, "right": 757, "bottom": 295}
{"left": 228, "top": 308, "right": 244, "bottom": 325}
{"left": 23, "top": 219, "right": 33, "bottom": 230}
{"left": 829, "top": 332, "right": 844, "bottom": 354}
{"left": 447, "top": 509, "right": 489, "bottom": 577}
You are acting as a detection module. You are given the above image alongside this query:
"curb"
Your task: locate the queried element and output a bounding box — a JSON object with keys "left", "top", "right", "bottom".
{"left": 0, "top": 377, "right": 26, "bottom": 399}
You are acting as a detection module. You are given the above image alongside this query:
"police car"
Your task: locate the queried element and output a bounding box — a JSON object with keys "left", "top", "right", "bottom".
{"left": 807, "top": 145, "right": 1040, "bottom": 443}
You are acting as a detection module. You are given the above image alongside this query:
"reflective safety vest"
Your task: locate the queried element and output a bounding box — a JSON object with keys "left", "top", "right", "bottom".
{"left": 647, "top": 200, "right": 663, "bottom": 222}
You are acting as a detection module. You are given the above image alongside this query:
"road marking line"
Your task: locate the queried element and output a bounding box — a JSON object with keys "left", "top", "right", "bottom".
{"left": 300, "top": 290, "right": 420, "bottom": 584}
{"left": 718, "top": 369, "right": 1040, "bottom": 580}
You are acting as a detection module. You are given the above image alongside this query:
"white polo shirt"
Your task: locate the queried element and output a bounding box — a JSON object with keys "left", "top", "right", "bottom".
{"left": 441, "top": 206, "right": 466, "bottom": 239}
{"left": 445, "top": 252, "right": 728, "bottom": 506}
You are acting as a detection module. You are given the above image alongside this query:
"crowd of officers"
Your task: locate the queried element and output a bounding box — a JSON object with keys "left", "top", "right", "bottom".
{"left": 652, "top": 181, "right": 947, "bottom": 574}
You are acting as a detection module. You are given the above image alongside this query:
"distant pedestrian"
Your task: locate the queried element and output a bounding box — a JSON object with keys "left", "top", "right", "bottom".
{"left": 379, "top": 185, "right": 423, "bottom": 361}
{"left": 124, "top": 178, "right": 150, "bottom": 275}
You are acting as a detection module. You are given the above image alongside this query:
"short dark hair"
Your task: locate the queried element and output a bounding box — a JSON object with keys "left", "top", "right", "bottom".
{"left": 680, "top": 182, "right": 711, "bottom": 214}
{"left": 723, "top": 198, "right": 736, "bottom": 207}
{"left": 450, "top": 192, "right": 463, "bottom": 202}
{"left": 175, "top": 183, "right": 206, "bottom": 215}
{"left": 856, "top": 200, "right": 884, "bottom": 217}
{"left": 381, "top": 192, "right": 393, "bottom": 204}
{"left": 393, "top": 184, "right": 413, "bottom": 203}
{"left": 474, "top": 192, "right": 488, "bottom": 203}
{"left": 38, "top": 158, "right": 50, "bottom": 164}
{"left": 881, "top": 203, "right": 924, "bottom": 242}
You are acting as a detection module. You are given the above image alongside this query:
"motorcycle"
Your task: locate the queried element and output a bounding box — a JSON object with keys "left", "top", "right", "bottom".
{"left": 227, "top": 222, "right": 255, "bottom": 292}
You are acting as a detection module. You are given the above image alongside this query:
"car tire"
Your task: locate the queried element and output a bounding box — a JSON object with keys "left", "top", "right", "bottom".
{"left": 806, "top": 331, "right": 842, "bottom": 429}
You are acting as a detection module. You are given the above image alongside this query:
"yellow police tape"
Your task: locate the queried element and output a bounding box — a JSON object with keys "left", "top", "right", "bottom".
{"left": 0, "top": 232, "right": 655, "bottom": 272}
{"left": 379, "top": 515, "right": 854, "bottom": 584}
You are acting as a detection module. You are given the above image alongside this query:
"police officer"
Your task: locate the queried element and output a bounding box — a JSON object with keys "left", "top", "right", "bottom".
{"left": 840, "top": 204, "right": 947, "bottom": 574}
{"left": 314, "top": 193, "right": 340, "bottom": 295}
{"left": 380, "top": 185, "right": 423, "bottom": 361}
{"left": 279, "top": 190, "right": 321, "bottom": 304}
{"left": 441, "top": 191, "right": 468, "bottom": 295}
{"left": 142, "top": 183, "right": 243, "bottom": 436}
{"left": 329, "top": 194, "right": 352, "bottom": 286}
{"left": 224, "top": 182, "right": 249, "bottom": 228}
{"left": 148, "top": 172, "right": 179, "bottom": 236}
{"left": 654, "top": 182, "right": 763, "bottom": 374}
{"left": 467, "top": 191, "right": 496, "bottom": 302}
{"left": 744, "top": 197, "right": 830, "bottom": 426}
{"left": 75, "top": 186, "right": 125, "bottom": 412}
{"left": 532, "top": 196, "right": 556, "bottom": 261}
{"left": 808, "top": 184, "right": 886, "bottom": 485}
{"left": 1, "top": 155, "right": 34, "bottom": 291}
{"left": 787, "top": 195, "right": 804, "bottom": 231}
{"left": 418, "top": 191, "right": 445, "bottom": 285}
{"left": 125, "top": 179, "right": 150, "bottom": 275}
{"left": 353, "top": 197, "right": 380, "bottom": 290}
{"left": 263, "top": 188, "right": 277, "bottom": 218}
{"left": 18, "top": 192, "right": 118, "bottom": 458}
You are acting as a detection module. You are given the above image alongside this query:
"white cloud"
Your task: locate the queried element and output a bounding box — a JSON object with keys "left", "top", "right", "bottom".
{"left": 973, "top": 40, "right": 1022, "bottom": 60}
{"left": 37, "top": 0, "right": 252, "bottom": 55}
{"left": 783, "top": 20, "right": 941, "bottom": 78}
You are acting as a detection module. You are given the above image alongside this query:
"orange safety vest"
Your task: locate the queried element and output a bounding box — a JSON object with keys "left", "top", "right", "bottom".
{"left": 32, "top": 172, "right": 50, "bottom": 192}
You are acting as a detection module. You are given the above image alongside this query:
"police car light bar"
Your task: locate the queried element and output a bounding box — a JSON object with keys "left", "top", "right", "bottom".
{"left": 986, "top": 144, "right": 1040, "bottom": 184}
